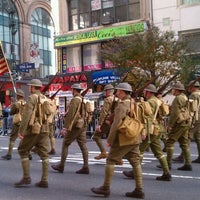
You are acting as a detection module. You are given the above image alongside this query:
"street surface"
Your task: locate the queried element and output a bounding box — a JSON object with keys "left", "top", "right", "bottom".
{"left": 0, "top": 135, "right": 200, "bottom": 200}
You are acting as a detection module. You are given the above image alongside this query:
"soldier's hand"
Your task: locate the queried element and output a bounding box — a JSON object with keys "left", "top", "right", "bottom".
{"left": 18, "top": 133, "right": 24, "bottom": 140}
{"left": 61, "top": 128, "right": 66, "bottom": 136}
{"left": 96, "top": 125, "right": 101, "bottom": 132}
{"left": 141, "top": 134, "right": 146, "bottom": 141}
{"left": 167, "top": 126, "right": 172, "bottom": 132}
{"left": 107, "top": 142, "right": 111, "bottom": 147}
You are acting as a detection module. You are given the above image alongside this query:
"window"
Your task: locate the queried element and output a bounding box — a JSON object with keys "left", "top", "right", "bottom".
{"left": 68, "top": 0, "right": 141, "bottom": 30}
{"left": 66, "top": 46, "right": 82, "bottom": 73}
{"left": 0, "top": 0, "right": 20, "bottom": 65}
{"left": 83, "top": 43, "right": 102, "bottom": 71}
{"left": 31, "top": 8, "right": 54, "bottom": 77}
{"left": 181, "top": 0, "right": 200, "bottom": 4}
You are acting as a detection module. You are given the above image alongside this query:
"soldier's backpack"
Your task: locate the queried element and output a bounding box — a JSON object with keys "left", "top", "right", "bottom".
{"left": 81, "top": 98, "right": 94, "bottom": 124}
{"left": 75, "top": 96, "right": 94, "bottom": 125}
{"left": 38, "top": 95, "right": 57, "bottom": 121}
{"left": 13, "top": 100, "right": 26, "bottom": 124}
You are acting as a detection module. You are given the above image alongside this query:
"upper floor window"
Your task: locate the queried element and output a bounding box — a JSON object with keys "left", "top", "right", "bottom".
{"left": 69, "top": 0, "right": 140, "bottom": 31}
{"left": 181, "top": 0, "right": 200, "bottom": 4}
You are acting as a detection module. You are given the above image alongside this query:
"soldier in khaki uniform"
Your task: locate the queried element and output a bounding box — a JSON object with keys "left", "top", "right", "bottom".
{"left": 92, "top": 84, "right": 116, "bottom": 160}
{"left": 2, "top": 89, "right": 26, "bottom": 160}
{"left": 188, "top": 81, "right": 200, "bottom": 163}
{"left": 91, "top": 82, "right": 145, "bottom": 198}
{"left": 45, "top": 92, "right": 57, "bottom": 155}
{"left": 166, "top": 82, "right": 192, "bottom": 170}
{"left": 123, "top": 84, "right": 171, "bottom": 181}
{"left": 15, "top": 79, "right": 50, "bottom": 188}
{"left": 51, "top": 83, "right": 89, "bottom": 174}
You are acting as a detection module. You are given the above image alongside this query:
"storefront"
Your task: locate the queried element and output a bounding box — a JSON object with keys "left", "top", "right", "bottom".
{"left": 54, "top": 21, "right": 147, "bottom": 92}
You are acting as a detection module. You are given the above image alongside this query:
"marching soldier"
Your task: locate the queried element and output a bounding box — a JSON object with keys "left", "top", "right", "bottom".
{"left": 91, "top": 82, "right": 145, "bottom": 198}
{"left": 187, "top": 81, "right": 200, "bottom": 163}
{"left": 45, "top": 92, "right": 57, "bottom": 155}
{"left": 92, "top": 83, "right": 117, "bottom": 160}
{"left": 2, "top": 89, "right": 26, "bottom": 160}
{"left": 51, "top": 83, "right": 89, "bottom": 174}
{"left": 123, "top": 84, "right": 171, "bottom": 181}
{"left": 15, "top": 79, "right": 50, "bottom": 188}
{"left": 166, "top": 82, "right": 192, "bottom": 170}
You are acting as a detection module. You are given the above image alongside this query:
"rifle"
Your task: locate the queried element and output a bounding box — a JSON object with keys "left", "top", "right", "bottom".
{"left": 50, "top": 84, "right": 67, "bottom": 100}
{"left": 41, "top": 71, "right": 59, "bottom": 94}
{"left": 132, "top": 75, "right": 159, "bottom": 98}
{"left": 157, "top": 71, "right": 180, "bottom": 95}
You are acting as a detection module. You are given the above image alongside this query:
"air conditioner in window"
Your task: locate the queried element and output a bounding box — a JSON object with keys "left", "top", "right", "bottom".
{"left": 101, "top": 15, "right": 113, "bottom": 25}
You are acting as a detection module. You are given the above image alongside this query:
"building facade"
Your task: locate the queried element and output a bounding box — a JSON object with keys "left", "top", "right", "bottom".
{"left": 0, "top": 0, "right": 59, "bottom": 106}
{"left": 54, "top": 0, "right": 151, "bottom": 92}
{"left": 152, "top": 0, "right": 200, "bottom": 67}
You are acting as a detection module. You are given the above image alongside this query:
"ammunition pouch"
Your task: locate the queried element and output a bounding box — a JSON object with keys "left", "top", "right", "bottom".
{"left": 41, "top": 122, "right": 50, "bottom": 133}
{"left": 75, "top": 118, "right": 85, "bottom": 129}
{"left": 30, "top": 121, "right": 41, "bottom": 134}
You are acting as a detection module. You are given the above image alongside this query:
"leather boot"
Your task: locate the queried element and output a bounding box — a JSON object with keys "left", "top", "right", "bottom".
{"left": 192, "top": 157, "right": 200, "bottom": 163}
{"left": 125, "top": 188, "right": 145, "bottom": 199}
{"left": 2, "top": 154, "right": 12, "bottom": 160}
{"left": 76, "top": 166, "right": 89, "bottom": 174}
{"left": 123, "top": 170, "right": 134, "bottom": 179}
{"left": 91, "top": 186, "right": 110, "bottom": 197}
{"left": 49, "top": 149, "right": 56, "bottom": 155}
{"left": 35, "top": 180, "right": 48, "bottom": 188}
{"left": 51, "top": 164, "right": 64, "bottom": 173}
{"left": 177, "top": 164, "right": 192, "bottom": 171}
{"left": 172, "top": 154, "right": 184, "bottom": 163}
{"left": 156, "top": 173, "right": 172, "bottom": 181}
{"left": 94, "top": 152, "right": 107, "bottom": 160}
{"left": 15, "top": 177, "right": 31, "bottom": 187}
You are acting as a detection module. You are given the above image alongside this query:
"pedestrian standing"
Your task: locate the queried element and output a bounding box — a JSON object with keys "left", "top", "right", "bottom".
{"left": 51, "top": 83, "right": 89, "bottom": 174}
{"left": 91, "top": 82, "right": 145, "bottom": 198}
{"left": 15, "top": 79, "right": 50, "bottom": 188}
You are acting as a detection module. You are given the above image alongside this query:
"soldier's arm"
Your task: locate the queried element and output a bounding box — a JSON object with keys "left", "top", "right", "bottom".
{"left": 98, "top": 98, "right": 112, "bottom": 125}
{"left": 18, "top": 96, "right": 35, "bottom": 137}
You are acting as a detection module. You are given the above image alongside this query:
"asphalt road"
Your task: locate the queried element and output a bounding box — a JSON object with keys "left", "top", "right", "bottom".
{"left": 0, "top": 135, "right": 200, "bottom": 200}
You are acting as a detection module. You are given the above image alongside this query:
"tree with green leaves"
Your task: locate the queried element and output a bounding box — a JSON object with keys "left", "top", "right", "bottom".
{"left": 101, "top": 24, "right": 196, "bottom": 89}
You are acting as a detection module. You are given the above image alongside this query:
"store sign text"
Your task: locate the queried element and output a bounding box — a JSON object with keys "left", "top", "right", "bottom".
{"left": 53, "top": 74, "right": 87, "bottom": 83}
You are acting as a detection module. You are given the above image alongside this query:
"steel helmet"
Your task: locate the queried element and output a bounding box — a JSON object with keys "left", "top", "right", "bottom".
{"left": 171, "top": 82, "right": 185, "bottom": 91}
{"left": 103, "top": 84, "right": 114, "bottom": 91}
{"left": 16, "top": 89, "right": 25, "bottom": 97}
{"left": 115, "top": 82, "right": 133, "bottom": 92}
{"left": 28, "top": 79, "right": 42, "bottom": 87}
{"left": 144, "top": 84, "right": 157, "bottom": 93}
{"left": 71, "top": 83, "right": 83, "bottom": 90}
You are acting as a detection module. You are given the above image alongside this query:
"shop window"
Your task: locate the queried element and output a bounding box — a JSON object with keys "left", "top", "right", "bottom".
{"left": 66, "top": 46, "right": 82, "bottom": 73}
{"left": 83, "top": 43, "right": 102, "bottom": 71}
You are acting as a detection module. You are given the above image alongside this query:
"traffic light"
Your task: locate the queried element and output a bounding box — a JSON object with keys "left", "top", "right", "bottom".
{"left": 11, "top": 70, "right": 19, "bottom": 80}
